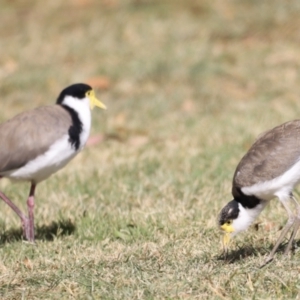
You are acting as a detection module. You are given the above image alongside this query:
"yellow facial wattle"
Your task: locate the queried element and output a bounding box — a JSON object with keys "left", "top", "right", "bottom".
{"left": 221, "top": 222, "right": 234, "bottom": 233}
{"left": 86, "top": 90, "right": 107, "bottom": 110}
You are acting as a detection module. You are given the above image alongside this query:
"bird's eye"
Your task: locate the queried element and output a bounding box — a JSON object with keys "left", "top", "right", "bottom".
{"left": 226, "top": 220, "right": 232, "bottom": 225}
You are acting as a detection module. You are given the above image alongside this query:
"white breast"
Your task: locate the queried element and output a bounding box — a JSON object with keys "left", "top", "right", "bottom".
{"left": 1, "top": 134, "right": 79, "bottom": 183}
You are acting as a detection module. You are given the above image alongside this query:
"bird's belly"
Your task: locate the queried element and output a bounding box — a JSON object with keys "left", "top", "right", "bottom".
{"left": 1, "top": 135, "right": 79, "bottom": 183}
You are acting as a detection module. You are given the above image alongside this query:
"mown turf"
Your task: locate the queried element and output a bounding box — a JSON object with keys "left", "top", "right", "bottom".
{"left": 1, "top": 0, "right": 300, "bottom": 298}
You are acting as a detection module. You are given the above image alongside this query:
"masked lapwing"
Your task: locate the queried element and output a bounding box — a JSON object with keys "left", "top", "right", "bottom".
{"left": 0, "top": 83, "right": 106, "bottom": 242}
{"left": 218, "top": 119, "right": 300, "bottom": 265}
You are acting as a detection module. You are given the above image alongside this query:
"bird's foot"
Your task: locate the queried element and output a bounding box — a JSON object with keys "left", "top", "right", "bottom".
{"left": 21, "top": 217, "right": 35, "bottom": 243}
{"left": 260, "top": 256, "right": 273, "bottom": 268}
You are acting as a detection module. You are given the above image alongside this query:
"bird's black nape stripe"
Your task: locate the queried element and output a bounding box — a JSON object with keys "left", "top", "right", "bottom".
{"left": 61, "top": 105, "right": 83, "bottom": 151}
{"left": 232, "top": 186, "right": 260, "bottom": 209}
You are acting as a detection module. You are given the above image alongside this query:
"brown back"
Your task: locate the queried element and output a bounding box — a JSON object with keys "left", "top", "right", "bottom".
{"left": 233, "top": 120, "right": 300, "bottom": 189}
{"left": 0, "top": 105, "right": 72, "bottom": 173}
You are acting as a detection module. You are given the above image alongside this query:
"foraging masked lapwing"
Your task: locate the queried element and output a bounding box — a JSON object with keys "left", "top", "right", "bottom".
{"left": 218, "top": 119, "right": 300, "bottom": 264}
{"left": 0, "top": 83, "right": 106, "bottom": 242}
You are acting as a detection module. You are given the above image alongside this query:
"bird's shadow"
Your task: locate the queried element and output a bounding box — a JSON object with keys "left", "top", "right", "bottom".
{"left": 216, "top": 239, "right": 300, "bottom": 264}
{"left": 0, "top": 219, "right": 76, "bottom": 245}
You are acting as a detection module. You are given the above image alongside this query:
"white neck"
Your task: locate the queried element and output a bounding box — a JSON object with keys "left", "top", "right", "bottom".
{"left": 61, "top": 95, "right": 91, "bottom": 149}
{"left": 232, "top": 202, "right": 267, "bottom": 236}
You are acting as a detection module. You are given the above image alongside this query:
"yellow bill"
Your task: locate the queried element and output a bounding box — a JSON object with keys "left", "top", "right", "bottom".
{"left": 222, "top": 233, "right": 231, "bottom": 252}
{"left": 220, "top": 222, "right": 234, "bottom": 252}
{"left": 87, "top": 90, "right": 107, "bottom": 110}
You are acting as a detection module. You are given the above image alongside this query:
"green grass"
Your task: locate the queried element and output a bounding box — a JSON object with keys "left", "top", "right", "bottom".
{"left": 1, "top": 0, "right": 300, "bottom": 298}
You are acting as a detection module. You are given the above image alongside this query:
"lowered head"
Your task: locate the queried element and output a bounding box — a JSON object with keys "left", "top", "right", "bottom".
{"left": 218, "top": 199, "right": 265, "bottom": 251}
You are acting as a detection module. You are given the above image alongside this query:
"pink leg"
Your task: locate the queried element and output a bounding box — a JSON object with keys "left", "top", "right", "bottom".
{"left": 26, "top": 183, "right": 36, "bottom": 242}
{"left": 0, "top": 176, "right": 29, "bottom": 238}
{"left": 0, "top": 190, "right": 29, "bottom": 235}
{"left": 0, "top": 177, "right": 36, "bottom": 242}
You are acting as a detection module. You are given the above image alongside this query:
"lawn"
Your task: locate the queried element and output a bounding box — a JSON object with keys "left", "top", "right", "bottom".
{"left": 1, "top": 0, "right": 300, "bottom": 298}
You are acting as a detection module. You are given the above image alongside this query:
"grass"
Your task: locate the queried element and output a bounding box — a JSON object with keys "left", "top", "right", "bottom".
{"left": 1, "top": 0, "right": 300, "bottom": 298}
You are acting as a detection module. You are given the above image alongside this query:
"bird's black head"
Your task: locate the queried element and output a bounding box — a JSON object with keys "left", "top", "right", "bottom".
{"left": 218, "top": 199, "right": 240, "bottom": 227}
{"left": 56, "top": 83, "right": 92, "bottom": 104}
{"left": 218, "top": 199, "right": 241, "bottom": 251}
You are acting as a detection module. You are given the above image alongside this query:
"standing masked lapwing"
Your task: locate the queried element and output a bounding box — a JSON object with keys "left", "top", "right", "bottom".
{"left": 218, "top": 119, "right": 300, "bottom": 265}
{"left": 0, "top": 83, "right": 106, "bottom": 242}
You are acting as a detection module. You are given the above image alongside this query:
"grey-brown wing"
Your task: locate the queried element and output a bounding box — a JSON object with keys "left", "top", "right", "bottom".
{"left": 0, "top": 105, "right": 72, "bottom": 173}
{"left": 233, "top": 120, "right": 300, "bottom": 188}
